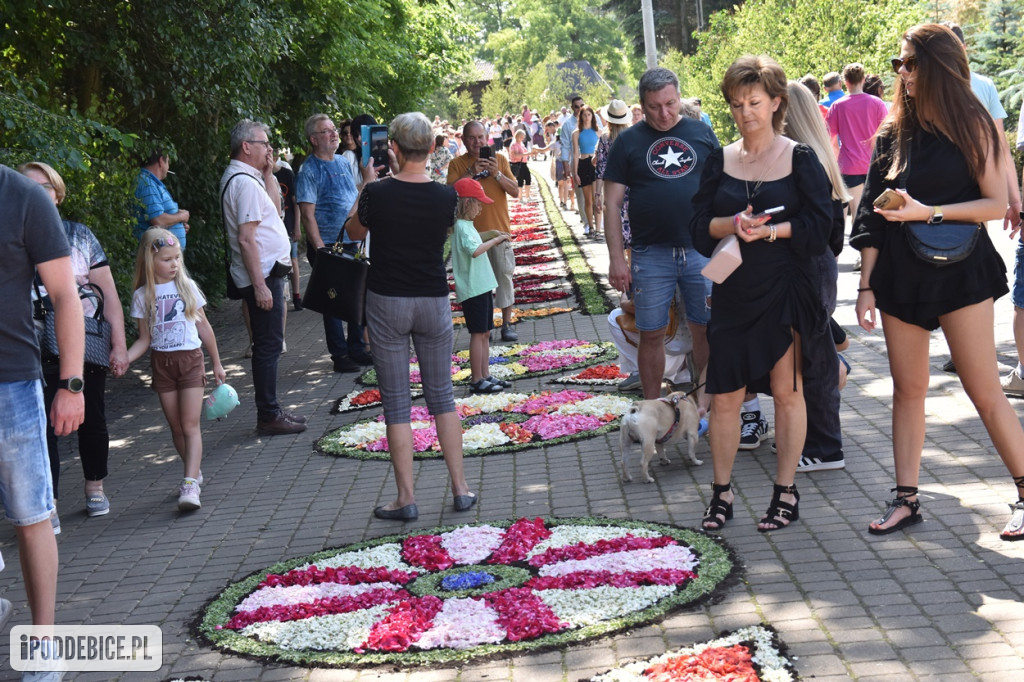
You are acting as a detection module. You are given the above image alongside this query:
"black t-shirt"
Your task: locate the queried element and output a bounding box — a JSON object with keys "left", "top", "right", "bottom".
{"left": 0, "top": 166, "right": 71, "bottom": 382}
{"left": 358, "top": 178, "right": 457, "bottom": 297}
{"left": 603, "top": 117, "right": 720, "bottom": 247}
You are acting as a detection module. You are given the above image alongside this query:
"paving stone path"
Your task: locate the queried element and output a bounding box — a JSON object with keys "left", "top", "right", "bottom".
{"left": 1, "top": 159, "right": 1022, "bottom": 681}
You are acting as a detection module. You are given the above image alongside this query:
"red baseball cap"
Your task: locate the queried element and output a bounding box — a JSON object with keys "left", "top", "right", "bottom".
{"left": 453, "top": 178, "right": 494, "bottom": 204}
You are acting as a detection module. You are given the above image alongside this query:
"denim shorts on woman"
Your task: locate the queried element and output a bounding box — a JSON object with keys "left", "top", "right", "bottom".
{"left": 1013, "top": 239, "right": 1024, "bottom": 309}
{"left": 0, "top": 380, "right": 55, "bottom": 526}
{"left": 630, "top": 244, "right": 711, "bottom": 331}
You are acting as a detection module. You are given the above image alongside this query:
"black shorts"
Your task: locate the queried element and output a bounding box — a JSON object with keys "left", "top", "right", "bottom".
{"left": 841, "top": 173, "right": 866, "bottom": 188}
{"left": 511, "top": 162, "right": 532, "bottom": 187}
{"left": 461, "top": 291, "right": 494, "bottom": 334}
{"left": 578, "top": 157, "right": 596, "bottom": 187}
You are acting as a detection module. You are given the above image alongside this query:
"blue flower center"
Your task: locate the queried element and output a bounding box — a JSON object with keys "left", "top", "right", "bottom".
{"left": 440, "top": 571, "right": 496, "bottom": 591}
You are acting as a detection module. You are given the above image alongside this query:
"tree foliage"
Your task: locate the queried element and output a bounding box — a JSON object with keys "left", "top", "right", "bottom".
{"left": 679, "top": 0, "right": 930, "bottom": 141}
{"left": 0, "top": 0, "right": 471, "bottom": 301}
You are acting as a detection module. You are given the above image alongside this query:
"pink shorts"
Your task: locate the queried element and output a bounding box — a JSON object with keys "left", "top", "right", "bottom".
{"left": 151, "top": 349, "right": 207, "bottom": 393}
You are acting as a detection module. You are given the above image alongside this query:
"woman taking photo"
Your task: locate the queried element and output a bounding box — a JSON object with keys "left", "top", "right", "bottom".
{"left": 572, "top": 104, "right": 601, "bottom": 237}
{"left": 19, "top": 161, "right": 130, "bottom": 527}
{"left": 691, "top": 55, "right": 834, "bottom": 532}
{"left": 344, "top": 112, "right": 475, "bottom": 521}
{"left": 852, "top": 23, "right": 1024, "bottom": 541}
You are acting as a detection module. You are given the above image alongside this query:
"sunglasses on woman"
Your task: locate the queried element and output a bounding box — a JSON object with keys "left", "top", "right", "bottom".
{"left": 890, "top": 56, "right": 917, "bottom": 73}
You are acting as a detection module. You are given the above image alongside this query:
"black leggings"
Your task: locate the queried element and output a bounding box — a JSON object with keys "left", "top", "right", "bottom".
{"left": 43, "top": 362, "right": 109, "bottom": 497}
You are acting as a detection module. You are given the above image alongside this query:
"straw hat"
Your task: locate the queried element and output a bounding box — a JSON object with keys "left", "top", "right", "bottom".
{"left": 604, "top": 99, "right": 631, "bottom": 125}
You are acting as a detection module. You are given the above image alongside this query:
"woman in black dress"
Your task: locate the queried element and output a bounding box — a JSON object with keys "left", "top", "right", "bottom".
{"left": 852, "top": 24, "right": 1024, "bottom": 540}
{"left": 691, "top": 55, "right": 833, "bottom": 532}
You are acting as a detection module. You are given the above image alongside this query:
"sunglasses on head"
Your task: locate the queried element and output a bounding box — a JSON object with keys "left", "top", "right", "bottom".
{"left": 890, "top": 56, "right": 917, "bottom": 73}
{"left": 152, "top": 236, "right": 177, "bottom": 251}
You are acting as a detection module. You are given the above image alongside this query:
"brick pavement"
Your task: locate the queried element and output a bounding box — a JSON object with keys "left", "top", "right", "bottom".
{"left": 1, "top": 159, "right": 1023, "bottom": 680}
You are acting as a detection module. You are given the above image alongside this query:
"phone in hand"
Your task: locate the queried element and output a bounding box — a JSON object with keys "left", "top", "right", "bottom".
{"left": 872, "top": 188, "right": 905, "bottom": 210}
{"left": 479, "top": 146, "right": 493, "bottom": 160}
{"left": 753, "top": 205, "right": 784, "bottom": 220}
{"left": 361, "top": 124, "right": 389, "bottom": 170}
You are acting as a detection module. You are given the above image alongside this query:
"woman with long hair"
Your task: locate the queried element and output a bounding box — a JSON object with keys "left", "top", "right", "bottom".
{"left": 691, "top": 56, "right": 834, "bottom": 532}
{"left": 572, "top": 104, "right": 601, "bottom": 237}
{"left": 595, "top": 99, "right": 634, "bottom": 249}
{"left": 783, "top": 80, "right": 852, "bottom": 471}
{"left": 852, "top": 23, "right": 1024, "bottom": 540}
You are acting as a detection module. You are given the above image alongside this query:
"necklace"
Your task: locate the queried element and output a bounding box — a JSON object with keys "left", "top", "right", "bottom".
{"left": 740, "top": 135, "right": 780, "bottom": 203}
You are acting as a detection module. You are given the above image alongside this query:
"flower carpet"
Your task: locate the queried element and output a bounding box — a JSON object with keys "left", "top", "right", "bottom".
{"left": 198, "top": 517, "right": 736, "bottom": 668}
{"left": 356, "top": 339, "right": 618, "bottom": 387}
{"left": 331, "top": 388, "right": 424, "bottom": 414}
{"left": 318, "top": 389, "right": 634, "bottom": 460}
{"left": 586, "top": 625, "right": 797, "bottom": 682}
{"left": 553, "top": 364, "right": 629, "bottom": 386}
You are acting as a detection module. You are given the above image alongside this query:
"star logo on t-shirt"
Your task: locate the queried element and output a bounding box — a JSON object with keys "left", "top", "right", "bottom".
{"left": 646, "top": 137, "right": 697, "bottom": 178}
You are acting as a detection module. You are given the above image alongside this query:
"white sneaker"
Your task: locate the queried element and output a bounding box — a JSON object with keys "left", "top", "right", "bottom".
{"left": 1001, "top": 368, "right": 1024, "bottom": 398}
{"left": 738, "top": 411, "right": 769, "bottom": 450}
{"left": 178, "top": 480, "right": 201, "bottom": 511}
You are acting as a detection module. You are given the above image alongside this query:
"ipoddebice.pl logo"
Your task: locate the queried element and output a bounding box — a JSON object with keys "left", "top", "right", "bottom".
{"left": 10, "top": 625, "right": 162, "bottom": 672}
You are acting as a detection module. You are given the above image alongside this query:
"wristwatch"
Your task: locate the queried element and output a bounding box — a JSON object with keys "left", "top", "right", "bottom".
{"left": 58, "top": 376, "right": 85, "bottom": 393}
{"left": 928, "top": 205, "right": 944, "bottom": 224}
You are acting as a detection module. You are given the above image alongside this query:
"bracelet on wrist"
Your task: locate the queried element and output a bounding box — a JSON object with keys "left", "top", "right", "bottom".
{"left": 857, "top": 287, "right": 872, "bottom": 292}
{"left": 766, "top": 224, "right": 777, "bottom": 242}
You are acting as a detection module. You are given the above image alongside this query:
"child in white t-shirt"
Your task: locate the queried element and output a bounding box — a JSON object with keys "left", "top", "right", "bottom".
{"left": 127, "top": 229, "right": 225, "bottom": 512}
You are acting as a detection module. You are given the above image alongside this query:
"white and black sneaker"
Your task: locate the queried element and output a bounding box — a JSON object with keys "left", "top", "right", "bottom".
{"left": 738, "top": 411, "right": 769, "bottom": 450}
{"left": 796, "top": 454, "right": 845, "bottom": 471}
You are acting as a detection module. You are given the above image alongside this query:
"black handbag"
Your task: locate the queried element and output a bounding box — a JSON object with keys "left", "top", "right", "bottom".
{"left": 35, "top": 282, "right": 112, "bottom": 369}
{"left": 895, "top": 146, "right": 982, "bottom": 267}
{"left": 905, "top": 221, "right": 981, "bottom": 266}
{"left": 303, "top": 241, "right": 369, "bottom": 325}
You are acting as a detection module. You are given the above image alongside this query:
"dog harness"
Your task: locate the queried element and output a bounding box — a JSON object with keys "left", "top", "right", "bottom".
{"left": 655, "top": 396, "right": 682, "bottom": 444}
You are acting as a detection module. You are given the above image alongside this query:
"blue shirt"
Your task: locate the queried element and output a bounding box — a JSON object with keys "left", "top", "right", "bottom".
{"left": 559, "top": 116, "right": 577, "bottom": 162}
{"left": 295, "top": 154, "right": 359, "bottom": 244}
{"left": 820, "top": 90, "right": 844, "bottom": 109}
{"left": 134, "top": 168, "right": 186, "bottom": 248}
{"left": 578, "top": 128, "right": 598, "bottom": 155}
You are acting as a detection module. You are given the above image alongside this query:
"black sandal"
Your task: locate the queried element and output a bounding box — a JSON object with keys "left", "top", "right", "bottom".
{"left": 469, "top": 379, "right": 503, "bottom": 394}
{"left": 758, "top": 483, "right": 800, "bottom": 532}
{"left": 999, "top": 475, "right": 1024, "bottom": 542}
{"left": 702, "top": 482, "right": 733, "bottom": 531}
{"left": 868, "top": 485, "right": 922, "bottom": 535}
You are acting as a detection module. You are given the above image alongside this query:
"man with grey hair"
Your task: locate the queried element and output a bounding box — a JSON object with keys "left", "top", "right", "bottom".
{"left": 603, "top": 67, "right": 719, "bottom": 401}
{"left": 221, "top": 119, "right": 306, "bottom": 436}
{"left": 296, "top": 113, "right": 373, "bottom": 371}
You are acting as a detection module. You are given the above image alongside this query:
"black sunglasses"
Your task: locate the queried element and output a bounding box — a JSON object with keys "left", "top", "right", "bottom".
{"left": 890, "top": 56, "right": 917, "bottom": 74}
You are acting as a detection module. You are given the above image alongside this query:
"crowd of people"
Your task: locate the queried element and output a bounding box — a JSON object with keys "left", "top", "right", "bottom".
{"left": 3, "top": 21, "right": 1024, "bottom": 679}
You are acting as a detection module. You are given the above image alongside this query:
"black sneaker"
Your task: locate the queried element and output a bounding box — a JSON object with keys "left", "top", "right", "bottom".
{"left": 333, "top": 356, "right": 361, "bottom": 372}
{"left": 797, "top": 453, "right": 845, "bottom": 472}
{"left": 738, "top": 411, "right": 769, "bottom": 450}
{"left": 350, "top": 350, "right": 374, "bottom": 365}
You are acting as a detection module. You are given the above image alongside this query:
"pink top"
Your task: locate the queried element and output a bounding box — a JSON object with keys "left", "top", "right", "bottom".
{"left": 510, "top": 142, "right": 528, "bottom": 163}
{"left": 827, "top": 93, "right": 889, "bottom": 175}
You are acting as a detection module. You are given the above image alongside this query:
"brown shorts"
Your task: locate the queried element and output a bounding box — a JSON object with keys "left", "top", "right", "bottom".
{"left": 151, "top": 348, "right": 207, "bottom": 393}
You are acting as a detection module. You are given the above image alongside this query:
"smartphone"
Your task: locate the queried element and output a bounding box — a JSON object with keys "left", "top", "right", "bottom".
{"left": 753, "top": 205, "right": 784, "bottom": 220}
{"left": 479, "top": 146, "right": 493, "bottom": 160}
{"left": 361, "top": 124, "right": 389, "bottom": 169}
{"left": 873, "top": 188, "right": 905, "bottom": 210}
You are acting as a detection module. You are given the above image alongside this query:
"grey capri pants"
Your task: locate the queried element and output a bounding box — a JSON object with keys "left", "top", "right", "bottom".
{"left": 365, "top": 290, "right": 456, "bottom": 424}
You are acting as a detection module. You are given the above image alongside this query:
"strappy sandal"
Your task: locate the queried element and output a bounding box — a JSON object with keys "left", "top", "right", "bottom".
{"left": 999, "top": 475, "right": 1024, "bottom": 542}
{"left": 469, "top": 379, "right": 503, "bottom": 394}
{"left": 868, "top": 485, "right": 922, "bottom": 536}
{"left": 702, "top": 482, "right": 733, "bottom": 531}
{"left": 758, "top": 483, "right": 800, "bottom": 532}
{"left": 485, "top": 375, "right": 512, "bottom": 388}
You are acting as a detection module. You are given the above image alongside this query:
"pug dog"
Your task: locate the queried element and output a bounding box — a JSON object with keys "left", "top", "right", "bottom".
{"left": 618, "top": 391, "right": 703, "bottom": 483}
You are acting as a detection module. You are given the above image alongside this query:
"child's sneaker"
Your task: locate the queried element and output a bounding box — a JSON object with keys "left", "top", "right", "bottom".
{"left": 178, "top": 479, "right": 201, "bottom": 511}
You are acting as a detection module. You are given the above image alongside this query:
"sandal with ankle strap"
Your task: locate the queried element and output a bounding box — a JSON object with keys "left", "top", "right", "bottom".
{"left": 999, "top": 475, "right": 1024, "bottom": 542}
{"left": 702, "top": 482, "right": 733, "bottom": 531}
{"left": 758, "top": 483, "right": 800, "bottom": 532}
{"left": 868, "top": 485, "right": 923, "bottom": 536}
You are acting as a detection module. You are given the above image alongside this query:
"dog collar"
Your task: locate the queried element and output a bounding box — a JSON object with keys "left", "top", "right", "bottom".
{"left": 656, "top": 397, "right": 682, "bottom": 444}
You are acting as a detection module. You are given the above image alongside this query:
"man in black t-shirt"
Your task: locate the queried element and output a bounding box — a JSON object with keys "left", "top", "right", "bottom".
{"left": 604, "top": 67, "right": 720, "bottom": 400}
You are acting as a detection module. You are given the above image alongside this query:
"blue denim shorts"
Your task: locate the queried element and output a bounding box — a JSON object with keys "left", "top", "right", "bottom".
{"left": 630, "top": 244, "right": 712, "bottom": 330}
{"left": 0, "top": 381, "right": 55, "bottom": 526}
{"left": 1013, "top": 239, "right": 1024, "bottom": 309}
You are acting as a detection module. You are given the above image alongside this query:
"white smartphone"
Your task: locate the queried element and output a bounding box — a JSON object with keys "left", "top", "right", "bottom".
{"left": 754, "top": 205, "right": 784, "bottom": 219}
